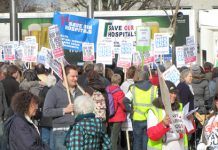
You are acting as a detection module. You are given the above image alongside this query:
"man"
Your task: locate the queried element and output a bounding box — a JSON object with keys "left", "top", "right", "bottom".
{"left": 43, "top": 65, "right": 83, "bottom": 150}
{"left": 123, "top": 71, "right": 158, "bottom": 150}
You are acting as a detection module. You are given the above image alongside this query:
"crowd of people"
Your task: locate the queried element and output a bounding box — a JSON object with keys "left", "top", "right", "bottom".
{"left": 0, "top": 61, "right": 217, "bottom": 150}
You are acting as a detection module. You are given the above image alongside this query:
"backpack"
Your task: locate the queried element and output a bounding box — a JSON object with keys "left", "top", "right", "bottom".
{"left": 105, "top": 86, "right": 121, "bottom": 118}
{"left": 92, "top": 91, "right": 107, "bottom": 120}
{"left": 1, "top": 114, "right": 16, "bottom": 150}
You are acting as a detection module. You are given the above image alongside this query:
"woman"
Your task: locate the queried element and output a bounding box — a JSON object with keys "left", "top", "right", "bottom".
{"left": 197, "top": 94, "right": 218, "bottom": 150}
{"left": 147, "top": 80, "right": 188, "bottom": 150}
{"left": 8, "top": 91, "right": 50, "bottom": 150}
{"left": 177, "top": 69, "right": 194, "bottom": 112}
{"left": 65, "top": 95, "right": 111, "bottom": 150}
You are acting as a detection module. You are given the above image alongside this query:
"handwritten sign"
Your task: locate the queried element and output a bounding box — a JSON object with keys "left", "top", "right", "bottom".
{"left": 121, "top": 114, "right": 133, "bottom": 131}
{"left": 82, "top": 42, "right": 95, "bottom": 61}
{"left": 154, "top": 33, "right": 169, "bottom": 55}
{"left": 171, "top": 112, "right": 184, "bottom": 133}
{"left": 162, "top": 65, "right": 180, "bottom": 86}
{"left": 48, "top": 25, "right": 64, "bottom": 59}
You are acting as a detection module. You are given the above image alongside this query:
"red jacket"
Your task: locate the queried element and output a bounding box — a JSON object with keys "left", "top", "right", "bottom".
{"left": 108, "top": 85, "right": 126, "bottom": 123}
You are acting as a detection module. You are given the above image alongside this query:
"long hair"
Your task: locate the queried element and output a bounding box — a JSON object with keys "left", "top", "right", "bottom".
{"left": 152, "top": 97, "right": 180, "bottom": 111}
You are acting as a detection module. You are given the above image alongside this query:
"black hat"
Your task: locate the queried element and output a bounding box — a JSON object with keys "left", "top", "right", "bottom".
{"left": 165, "top": 80, "right": 177, "bottom": 93}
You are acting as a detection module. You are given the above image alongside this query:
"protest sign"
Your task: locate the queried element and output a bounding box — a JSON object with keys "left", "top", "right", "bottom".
{"left": 15, "top": 45, "right": 24, "bottom": 60}
{"left": 53, "top": 11, "right": 99, "bottom": 52}
{"left": 171, "top": 111, "right": 185, "bottom": 133}
{"left": 176, "top": 46, "right": 185, "bottom": 68}
{"left": 184, "top": 45, "right": 197, "bottom": 64}
{"left": 186, "top": 36, "right": 194, "bottom": 46}
{"left": 25, "top": 36, "right": 37, "bottom": 45}
{"left": 132, "top": 51, "right": 142, "bottom": 66}
{"left": 121, "top": 114, "right": 133, "bottom": 131}
{"left": 48, "top": 25, "right": 64, "bottom": 59}
{"left": 117, "top": 55, "right": 132, "bottom": 69}
{"left": 136, "top": 26, "right": 151, "bottom": 52}
{"left": 154, "top": 33, "right": 169, "bottom": 55}
{"left": 162, "top": 65, "right": 180, "bottom": 86}
{"left": 3, "top": 41, "right": 18, "bottom": 61}
{"left": 0, "top": 45, "right": 4, "bottom": 62}
{"left": 96, "top": 42, "right": 112, "bottom": 65}
{"left": 144, "top": 40, "right": 155, "bottom": 65}
{"left": 82, "top": 42, "right": 95, "bottom": 61}
{"left": 37, "top": 47, "right": 50, "bottom": 65}
{"left": 22, "top": 43, "right": 38, "bottom": 62}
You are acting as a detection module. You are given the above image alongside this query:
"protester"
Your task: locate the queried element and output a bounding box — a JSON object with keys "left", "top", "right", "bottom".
{"left": 43, "top": 64, "right": 83, "bottom": 150}
{"left": 191, "top": 64, "right": 210, "bottom": 114}
{"left": 77, "top": 63, "right": 94, "bottom": 88}
{"left": 203, "top": 62, "right": 213, "bottom": 80}
{"left": 177, "top": 69, "right": 194, "bottom": 111}
{"left": 108, "top": 74, "right": 126, "bottom": 150}
{"left": 123, "top": 70, "right": 158, "bottom": 150}
{"left": 7, "top": 91, "right": 50, "bottom": 150}
{"left": 2, "top": 65, "right": 20, "bottom": 117}
{"left": 197, "top": 94, "right": 218, "bottom": 150}
{"left": 147, "top": 81, "right": 188, "bottom": 150}
{"left": 65, "top": 95, "right": 111, "bottom": 150}
{"left": 94, "top": 63, "right": 110, "bottom": 86}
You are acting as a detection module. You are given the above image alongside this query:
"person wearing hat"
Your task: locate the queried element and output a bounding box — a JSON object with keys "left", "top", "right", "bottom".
{"left": 197, "top": 94, "right": 218, "bottom": 150}
{"left": 147, "top": 80, "right": 188, "bottom": 150}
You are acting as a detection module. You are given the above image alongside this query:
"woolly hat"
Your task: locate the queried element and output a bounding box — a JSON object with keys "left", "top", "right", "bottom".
{"left": 191, "top": 64, "right": 201, "bottom": 74}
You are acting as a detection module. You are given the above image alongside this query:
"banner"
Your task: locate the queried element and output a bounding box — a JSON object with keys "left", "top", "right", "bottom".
{"left": 98, "top": 19, "right": 142, "bottom": 53}
{"left": 53, "top": 11, "right": 99, "bottom": 52}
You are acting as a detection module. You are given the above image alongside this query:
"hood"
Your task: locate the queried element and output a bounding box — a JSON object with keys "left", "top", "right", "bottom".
{"left": 75, "top": 113, "right": 102, "bottom": 135}
{"left": 133, "top": 80, "right": 152, "bottom": 91}
{"left": 192, "top": 75, "right": 206, "bottom": 84}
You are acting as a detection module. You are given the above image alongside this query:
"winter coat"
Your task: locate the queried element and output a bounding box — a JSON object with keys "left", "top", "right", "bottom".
{"left": 0, "top": 81, "right": 8, "bottom": 121}
{"left": 108, "top": 85, "right": 126, "bottom": 123}
{"left": 9, "top": 113, "right": 50, "bottom": 150}
{"left": 192, "top": 75, "right": 210, "bottom": 114}
{"left": 177, "top": 82, "right": 194, "bottom": 112}
{"left": 2, "top": 76, "right": 19, "bottom": 107}
{"left": 19, "top": 79, "right": 43, "bottom": 96}
{"left": 65, "top": 113, "right": 111, "bottom": 150}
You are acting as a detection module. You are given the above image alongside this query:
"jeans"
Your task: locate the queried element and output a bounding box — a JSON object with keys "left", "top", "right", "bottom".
{"left": 53, "top": 130, "right": 68, "bottom": 150}
{"left": 132, "top": 120, "right": 148, "bottom": 150}
{"left": 40, "top": 127, "right": 54, "bottom": 150}
{"left": 110, "top": 122, "right": 122, "bottom": 150}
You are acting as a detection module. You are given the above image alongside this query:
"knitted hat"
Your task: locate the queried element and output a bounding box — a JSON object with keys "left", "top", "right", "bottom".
{"left": 191, "top": 64, "right": 201, "bottom": 74}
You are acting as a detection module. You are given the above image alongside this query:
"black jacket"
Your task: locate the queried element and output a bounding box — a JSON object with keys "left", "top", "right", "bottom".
{"left": 9, "top": 113, "right": 50, "bottom": 150}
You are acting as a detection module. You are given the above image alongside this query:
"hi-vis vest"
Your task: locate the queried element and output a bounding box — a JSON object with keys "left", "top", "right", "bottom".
{"left": 130, "top": 85, "right": 157, "bottom": 121}
{"left": 147, "top": 103, "right": 188, "bottom": 150}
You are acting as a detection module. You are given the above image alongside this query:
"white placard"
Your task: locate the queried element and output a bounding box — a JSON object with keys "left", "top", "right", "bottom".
{"left": 162, "top": 65, "right": 180, "bottom": 86}
{"left": 176, "top": 46, "right": 185, "bottom": 68}
{"left": 186, "top": 36, "right": 194, "bottom": 46}
{"left": 82, "top": 42, "right": 95, "bottom": 61}
{"left": 154, "top": 33, "right": 169, "bottom": 55}
{"left": 96, "top": 42, "right": 112, "bottom": 65}
{"left": 136, "top": 26, "right": 150, "bottom": 47}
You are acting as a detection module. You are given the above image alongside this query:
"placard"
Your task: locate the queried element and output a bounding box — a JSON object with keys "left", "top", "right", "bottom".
{"left": 136, "top": 26, "right": 151, "bottom": 52}
{"left": 162, "top": 65, "right": 180, "bottom": 86}
{"left": 154, "top": 33, "right": 169, "bottom": 55}
{"left": 96, "top": 42, "right": 112, "bottom": 65}
{"left": 82, "top": 42, "right": 95, "bottom": 61}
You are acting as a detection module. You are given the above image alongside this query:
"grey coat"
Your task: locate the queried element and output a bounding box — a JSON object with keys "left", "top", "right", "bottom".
{"left": 43, "top": 80, "right": 83, "bottom": 128}
{"left": 192, "top": 75, "right": 210, "bottom": 114}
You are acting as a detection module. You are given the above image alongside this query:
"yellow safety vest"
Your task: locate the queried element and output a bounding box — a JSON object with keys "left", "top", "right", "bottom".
{"left": 147, "top": 103, "right": 188, "bottom": 150}
{"left": 130, "top": 85, "right": 157, "bottom": 121}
